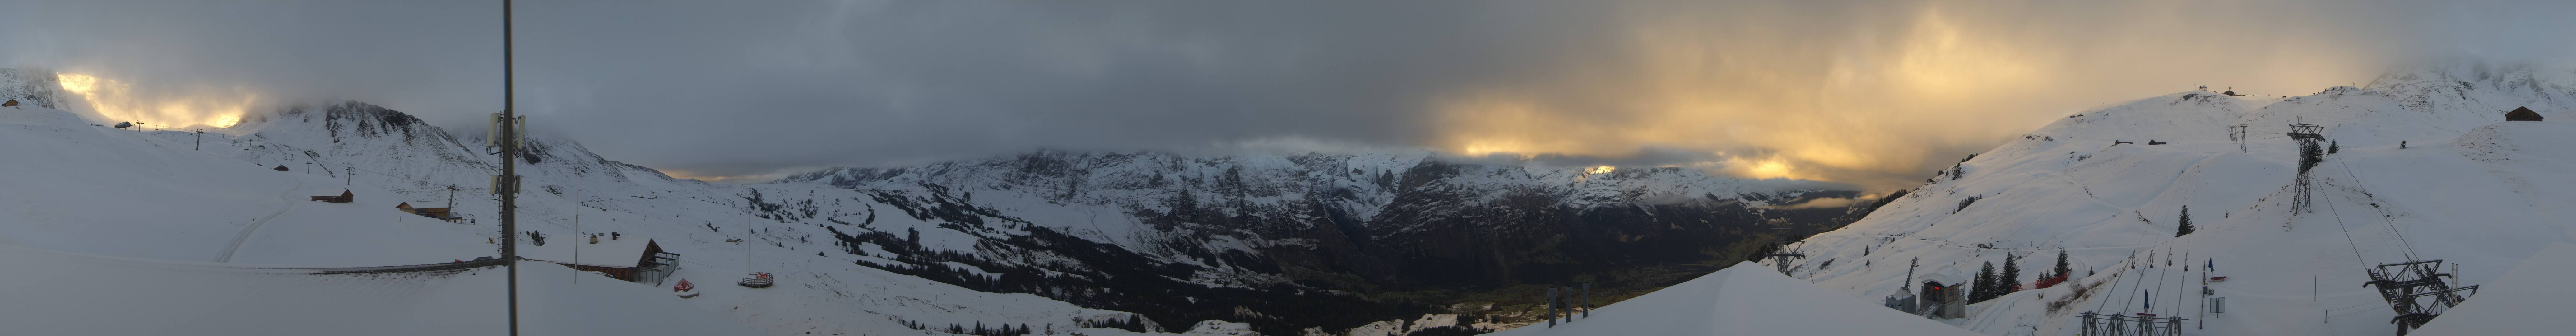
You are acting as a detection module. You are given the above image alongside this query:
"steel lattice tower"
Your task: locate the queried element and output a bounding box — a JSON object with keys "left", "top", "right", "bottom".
{"left": 2288, "top": 123, "right": 2324, "bottom": 213}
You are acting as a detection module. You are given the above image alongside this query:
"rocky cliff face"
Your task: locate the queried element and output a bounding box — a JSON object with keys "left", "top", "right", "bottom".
{"left": 0, "top": 67, "right": 65, "bottom": 109}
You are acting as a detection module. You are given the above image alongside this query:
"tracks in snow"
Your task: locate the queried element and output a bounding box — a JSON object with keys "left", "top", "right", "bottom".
{"left": 215, "top": 176, "right": 305, "bottom": 263}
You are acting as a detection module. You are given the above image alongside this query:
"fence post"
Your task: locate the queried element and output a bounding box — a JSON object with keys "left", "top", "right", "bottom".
{"left": 1553, "top": 286, "right": 1566, "bottom": 324}
{"left": 1582, "top": 282, "right": 1591, "bottom": 318}
{"left": 1546, "top": 287, "right": 1557, "bottom": 327}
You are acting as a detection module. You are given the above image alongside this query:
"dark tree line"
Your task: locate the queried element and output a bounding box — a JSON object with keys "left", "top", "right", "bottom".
{"left": 1969, "top": 254, "right": 2025, "bottom": 303}
{"left": 826, "top": 211, "right": 1429, "bottom": 334}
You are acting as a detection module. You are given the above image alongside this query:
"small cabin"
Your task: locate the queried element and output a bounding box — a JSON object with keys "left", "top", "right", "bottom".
{"left": 272, "top": 165, "right": 290, "bottom": 172}
{"left": 1915, "top": 272, "right": 1968, "bottom": 319}
{"left": 310, "top": 190, "right": 354, "bottom": 203}
{"left": 393, "top": 202, "right": 459, "bottom": 222}
{"left": 2, "top": 99, "right": 18, "bottom": 107}
{"left": 521, "top": 236, "right": 681, "bottom": 285}
{"left": 2506, "top": 106, "right": 2544, "bottom": 122}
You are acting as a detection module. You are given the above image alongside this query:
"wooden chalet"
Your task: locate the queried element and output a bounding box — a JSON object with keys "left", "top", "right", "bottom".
{"left": 520, "top": 236, "right": 680, "bottom": 284}
{"left": 310, "top": 190, "right": 353, "bottom": 203}
{"left": 2, "top": 99, "right": 18, "bottom": 107}
{"left": 393, "top": 202, "right": 459, "bottom": 222}
{"left": 2507, "top": 106, "right": 2545, "bottom": 122}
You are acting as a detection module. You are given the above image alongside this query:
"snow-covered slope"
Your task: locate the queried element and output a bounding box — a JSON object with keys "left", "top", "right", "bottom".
{"left": 1779, "top": 63, "right": 2576, "bottom": 335}
{"left": 1485, "top": 261, "right": 1981, "bottom": 336}
{"left": 0, "top": 102, "right": 1236, "bottom": 336}
{"left": 2411, "top": 243, "right": 2576, "bottom": 336}
{"left": 0, "top": 243, "right": 763, "bottom": 336}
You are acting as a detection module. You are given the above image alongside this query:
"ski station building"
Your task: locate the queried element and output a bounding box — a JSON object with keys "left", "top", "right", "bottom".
{"left": 518, "top": 236, "right": 680, "bottom": 285}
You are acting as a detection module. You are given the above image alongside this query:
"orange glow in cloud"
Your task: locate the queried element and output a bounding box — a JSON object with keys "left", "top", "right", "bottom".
{"left": 1428, "top": 3, "right": 2369, "bottom": 190}
{"left": 57, "top": 73, "right": 260, "bottom": 128}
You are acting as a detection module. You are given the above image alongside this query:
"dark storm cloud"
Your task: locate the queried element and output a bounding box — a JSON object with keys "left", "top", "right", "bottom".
{"left": 511, "top": 1, "right": 1631, "bottom": 180}
{"left": 5, "top": 1, "right": 2574, "bottom": 188}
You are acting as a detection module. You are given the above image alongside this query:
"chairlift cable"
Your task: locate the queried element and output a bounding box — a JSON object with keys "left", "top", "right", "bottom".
{"left": 2330, "top": 156, "right": 2419, "bottom": 259}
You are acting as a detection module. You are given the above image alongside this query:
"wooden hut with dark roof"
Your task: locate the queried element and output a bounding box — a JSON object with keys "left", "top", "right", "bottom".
{"left": 393, "top": 202, "right": 457, "bottom": 221}
{"left": 519, "top": 236, "right": 679, "bottom": 284}
{"left": 2506, "top": 106, "right": 2544, "bottom": 122}
{"left": 311, "top": 190, "right": 353, "bottom": 203}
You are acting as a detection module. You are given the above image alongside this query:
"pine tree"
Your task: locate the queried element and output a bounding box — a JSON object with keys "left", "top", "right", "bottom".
{"left": 2001, "top": 254, "right": 2022, "bottom": 293}
{"left": 2176, "top": 205, "right": 2196, "bottom": 237}
{"left": 1972, "top": 261, "right": 1998, "bottom": 302}
{"left": 2054, "top": 250, "right": 2072, "bottom": 279}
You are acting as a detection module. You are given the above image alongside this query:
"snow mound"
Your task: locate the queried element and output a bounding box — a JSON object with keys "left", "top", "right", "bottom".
{"left": 1485, "top": 262, "right": 1980, "bottom": 336}
{"left": 2412, "top": 243, "right": 2576, "bottom": 336}
{"left": 1, "top": 105, "right": 87, "bottom": 128}
{"left": 2452, "top": 120, "right": 2576, "bottom": 164}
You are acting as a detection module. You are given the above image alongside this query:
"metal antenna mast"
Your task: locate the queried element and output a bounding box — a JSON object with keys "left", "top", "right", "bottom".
{"left": 498, "top": 1, "right": 522, "bottom": 334}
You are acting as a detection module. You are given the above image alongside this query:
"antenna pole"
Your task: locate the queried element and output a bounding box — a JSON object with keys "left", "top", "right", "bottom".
{"left": 573, "top": 182, "right": 578, "bottom": 284}
{"left": 500, "top": 1, "right": 521, "bottom": 335}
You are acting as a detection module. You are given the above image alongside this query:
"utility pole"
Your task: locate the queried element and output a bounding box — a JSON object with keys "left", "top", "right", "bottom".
{"left": 2230, "top": 124, "right": 2249, "bottom": 153}
{"left": 346, "top": 166, "right": 353, "bottom": 185}
{"left": 498, "top": 1, "right": 522, "bottom": 335}
{"left": 193, "top": 129, "right": 203, "bottom": 150}
{"left": 572, "top": 182, "right": 579, "bottom": 284}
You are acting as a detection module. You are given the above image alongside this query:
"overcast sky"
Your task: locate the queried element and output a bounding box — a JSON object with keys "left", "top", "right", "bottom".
{"left": 5, "top": 0, "right": 2573, "bottom": 189}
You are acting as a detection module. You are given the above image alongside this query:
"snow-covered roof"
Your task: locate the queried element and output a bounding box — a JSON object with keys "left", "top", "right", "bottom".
{"left": 397, "top": 202, "right": 451, "bottom": 208}
{"left": 517, "top": 236, "right": 657, "bottom": 268}
{"left": 1917, "top": 271, "right": 1961, "bottom": 286}
{"left": 1486, "top": 262, "right": 1982, "bottom": 336}
{"left": 2411, "top": 243, "right": 2576, "bottom": 336}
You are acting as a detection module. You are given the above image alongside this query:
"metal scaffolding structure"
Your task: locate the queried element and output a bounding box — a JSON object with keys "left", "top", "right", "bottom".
{"left": 1761, "top": 240, "right": 1807, "bottom": 273}
{"left": 2364, "top": 260, "right": 2479, "bottom": 335}
{"left": 2079, "top": 312, "right": 2188, "bottom": 336}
